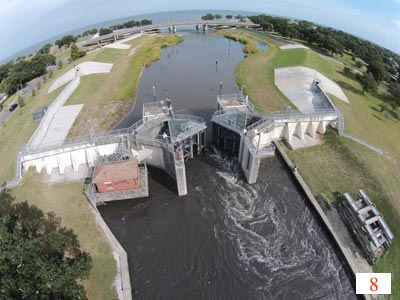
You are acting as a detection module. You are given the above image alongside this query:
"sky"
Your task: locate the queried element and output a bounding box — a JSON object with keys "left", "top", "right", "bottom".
{"left": 0, "top": 0, "right": 399, "bottom": 62}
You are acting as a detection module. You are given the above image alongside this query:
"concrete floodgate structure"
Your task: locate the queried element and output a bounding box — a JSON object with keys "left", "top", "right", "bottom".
{"left": 18, "top": 99, "right": 206, "bottom": 202}
{"left": 211, "top": 92, "right": 341, "bottom": 183}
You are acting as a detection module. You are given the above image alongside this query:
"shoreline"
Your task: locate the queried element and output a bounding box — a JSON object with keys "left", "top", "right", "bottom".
{"left": 112, "top": 65, "right": 144, "bottom": 130}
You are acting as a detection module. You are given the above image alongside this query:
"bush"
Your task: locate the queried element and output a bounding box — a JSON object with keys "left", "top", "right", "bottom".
{"left": 18, "top": 95, "right": 25, "bottom": 107}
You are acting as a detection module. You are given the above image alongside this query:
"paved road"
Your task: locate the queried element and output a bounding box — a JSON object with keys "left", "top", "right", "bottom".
{"left": 0, "top": 58, "right": 68, "bottom": 125}
{"left": 0, "top": 103, "right": 17, "bottom": 124}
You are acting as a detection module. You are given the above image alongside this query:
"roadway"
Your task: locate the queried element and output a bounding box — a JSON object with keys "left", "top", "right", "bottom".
{"left": 83, "top": 19, "right": 259, "bottom": 46}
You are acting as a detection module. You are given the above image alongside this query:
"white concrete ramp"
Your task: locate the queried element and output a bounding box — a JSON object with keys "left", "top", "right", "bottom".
{"left": 49, "top": 62, "right": 113, "bottom": 93}
{"left": 39, "top": 105, "right": 84, "bottom": 144}
{"left": 279, "top": 44, "right": 309, "bottom": 50}
{"left": 29, "top": 77, "right": 81, "bottom": 147}
{"left": 275, "top": 66, "right": 349, "bottom": 113}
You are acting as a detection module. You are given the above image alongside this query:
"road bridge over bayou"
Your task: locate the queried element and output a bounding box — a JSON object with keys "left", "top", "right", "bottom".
{"left": 82, "top": 19, "right": 260, "bottom": 47}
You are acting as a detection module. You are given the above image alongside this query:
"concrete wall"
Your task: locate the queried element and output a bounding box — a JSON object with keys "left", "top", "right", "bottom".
{"left": 22, "top": 143, "right": 118, "bottom": 175}
{"left": 254, "top": 119, "right": 335, "bottom": 148}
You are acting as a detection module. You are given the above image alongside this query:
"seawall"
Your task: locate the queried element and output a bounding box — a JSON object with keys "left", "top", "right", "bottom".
{"left": 274, "top": 142, "right": 370, "bottom": 300}
{"left": 88, "top": 205, "right": 132, "bottom": 300}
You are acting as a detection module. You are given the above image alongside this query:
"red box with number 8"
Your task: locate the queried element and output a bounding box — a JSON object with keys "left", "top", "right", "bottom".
{"left": 356, "top": 273, "right": 391, "bottom": 295}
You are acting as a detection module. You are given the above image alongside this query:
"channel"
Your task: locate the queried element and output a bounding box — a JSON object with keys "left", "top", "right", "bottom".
{"left": 100, "top": 30, "right": 357, "bottom": 299}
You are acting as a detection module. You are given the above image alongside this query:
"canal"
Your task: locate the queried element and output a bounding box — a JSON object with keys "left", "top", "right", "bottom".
{"left": 100, "top": 29, "right": 357, "bottom": 300}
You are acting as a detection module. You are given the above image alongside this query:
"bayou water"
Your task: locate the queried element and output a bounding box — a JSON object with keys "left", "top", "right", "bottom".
{"left": 100, "top": 30, "right": 357, "bottom": 300}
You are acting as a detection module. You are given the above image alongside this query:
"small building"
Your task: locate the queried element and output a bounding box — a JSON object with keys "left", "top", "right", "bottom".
{"left": 340, "top": 189, "right": 394, "bottom": 264}
{"left": 32, "top": 105, "right": 48, "bottom": 120}
{"left": 92, "top": 159, "right": 139, "bottom": 192}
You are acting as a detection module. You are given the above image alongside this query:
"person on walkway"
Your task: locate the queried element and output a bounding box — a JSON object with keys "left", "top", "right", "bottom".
{"left": 162, "top": 132, "right": 168, "bottom": 142}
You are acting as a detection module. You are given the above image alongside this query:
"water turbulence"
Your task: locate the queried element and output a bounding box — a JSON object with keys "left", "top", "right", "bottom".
{"left": 99, "top": 30, "right": 357, "bottom": 300}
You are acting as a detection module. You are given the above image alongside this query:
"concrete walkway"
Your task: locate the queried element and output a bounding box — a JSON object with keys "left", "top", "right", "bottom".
{"left": 48, "top": 62, "right": 113, "bottom": 93}
{"left": 29, "top": 61, "right": 114, "bottom": 147}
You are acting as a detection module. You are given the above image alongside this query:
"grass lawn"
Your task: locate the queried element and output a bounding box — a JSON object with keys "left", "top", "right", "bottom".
{"left": 234, "top": 29, "right": 400, "bottom": 299}
{"left": 66, "top": 34, "right": 183, "bottom": 137}
{"left": 12, "top": 176, "right": 117, "bottom": 300}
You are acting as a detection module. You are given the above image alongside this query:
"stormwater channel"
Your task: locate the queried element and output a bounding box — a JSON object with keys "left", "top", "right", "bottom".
{"left": 100, "top": 30, "right": 357, "bottom": 299}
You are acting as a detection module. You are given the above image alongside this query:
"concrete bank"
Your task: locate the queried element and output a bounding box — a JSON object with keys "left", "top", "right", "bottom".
{"left": 274, "top": 142, "right": 370, "bottom": 300}
{"left": 88, "top": 205, "right": 132, "bottom": 300}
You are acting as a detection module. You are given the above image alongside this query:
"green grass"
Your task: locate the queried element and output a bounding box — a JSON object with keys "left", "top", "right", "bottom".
{"left": 217, "top": 30, "right": 259, "bottom": 55}
{"left": 236, "top": 29, "right": 400, "bottom": 299}
{"left": 116, "top": 35, "right": 182, "bottom": 101}
{"left": 12, "top": 177, "right": 117, "bottom": 300}
{"left": 271, "top": 48, "right": 307, "bottom": 68}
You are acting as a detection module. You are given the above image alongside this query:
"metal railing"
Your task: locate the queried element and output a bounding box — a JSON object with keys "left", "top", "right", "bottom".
{"left": 245, "top": 136, "right": 276, "bottom": 158}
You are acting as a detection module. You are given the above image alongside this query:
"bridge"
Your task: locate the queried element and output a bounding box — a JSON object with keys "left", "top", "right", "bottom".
{"left": 82, "top": 19, "right": 260, "bottom": 47}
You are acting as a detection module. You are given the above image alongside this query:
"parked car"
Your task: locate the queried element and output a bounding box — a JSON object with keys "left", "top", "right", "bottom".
{"left": 9, "top": 103, "right": 18, "bottom": 112}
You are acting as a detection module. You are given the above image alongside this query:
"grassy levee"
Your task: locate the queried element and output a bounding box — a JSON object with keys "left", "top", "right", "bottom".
{"left": 234, "top": 29, "right": 400, "bottom": 299}
{"left": 66, "top": 34, "right": 183, "bottom": 137}
{"left": 0, "top": 34, "right": 183, "bottom": 299}
{"left": 12, "top": 176, "right": 117, "bottom": 300}
{"left": 217, "top": 30, "right": 259, "bottom": 55}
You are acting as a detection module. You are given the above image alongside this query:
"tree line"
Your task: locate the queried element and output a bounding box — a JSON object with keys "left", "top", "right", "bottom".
{"left": 201, "top": 13, "right": 245, "bottom": 21}
{"left": 97, "top": 19, "right": 153, "bottom": 36}
{"left": 249, "top": 14, "right": 400, "bottom": 78}
{"left": 0, "top": 44, "right": 55, "bottom": 95}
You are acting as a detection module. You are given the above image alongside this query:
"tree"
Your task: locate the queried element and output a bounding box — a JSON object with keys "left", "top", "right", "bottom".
{"left": 202, "top": 13, "right": 215, "bottom": 20}
{"left": 38, "top": 43, "right": 52, "bottom": 54}
{"left": 214, "top": 14, "right": 222, "bottom": 19}
{"left": 90, "top": 28, "right": 98, "bottom": 34}
{"left": 367, "top": 59, "right": 386, "bottom": 83}
{"left": 235, "top": 14, "right": 244, "bottom": 21}
{"left": 99, "top": 28, "right": 113, "bottom": 36}
{"left": 140, "top": 19, "right": 152, "bottom": 26}
{"left": 225, "top": 14, "right": 233, "bottom": 19}
{"left": 58, "top": 59, "right": 63, "bottom": 69}
{"left": 356, "top": 73, "right": 377, "bottom": 94}
{"left": 379, "top": 102, "right": 389, "bottom": 113}
{"left": 37, "top": 81, "right": 41, "bottom": 90}
{"left": 0, "top": 190, "right": 92, "bottom": 299}
{"left": 18, "top": 95, "right": 25, "bottom": 107}
{"left": 70, "top": 44, "right": 86, "bottom": 60}
{"left": 388, "top": 83, "right": 400, "bottom": 110}
{"left": 55, "top": 35, "right": 77, "bottom": 48}
{"left": 343, "top": 66, "right": 352, "bottom": 77}
{"left": 48, "top": 68, "right": 54, "bottom": 78}
{"left": 31, "top": 88, "right": 36, "bottom": 97}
